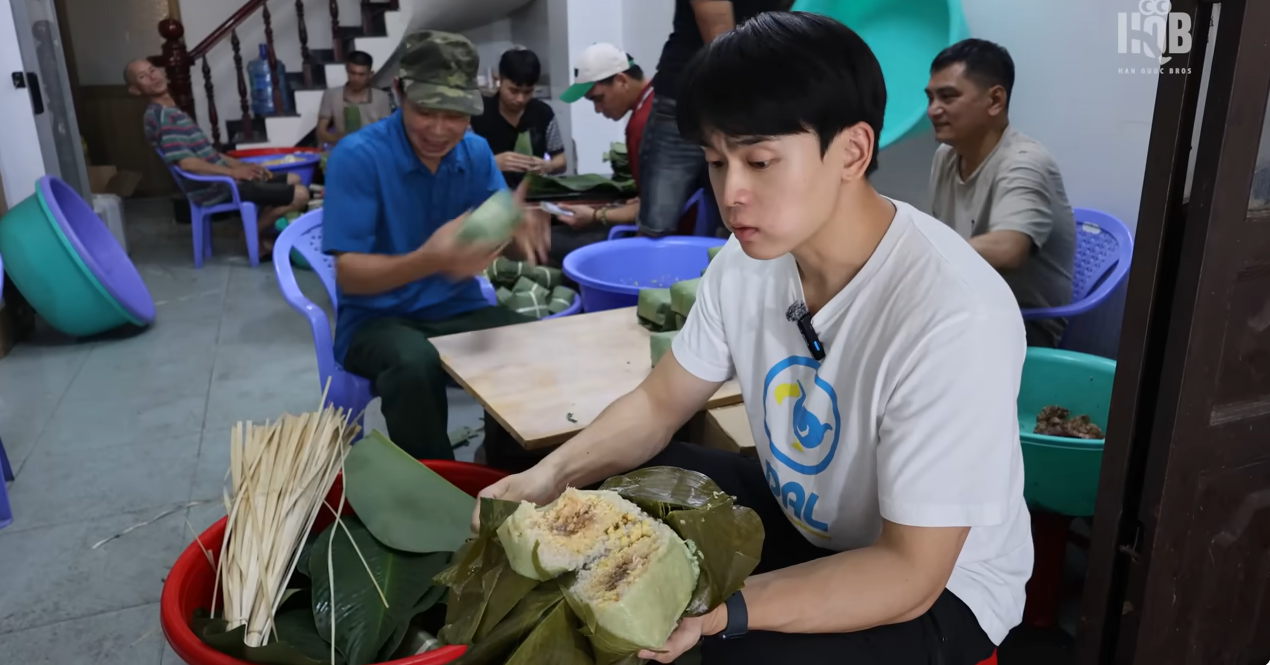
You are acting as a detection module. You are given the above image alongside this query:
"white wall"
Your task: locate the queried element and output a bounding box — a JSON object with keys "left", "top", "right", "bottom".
{"left": 621, "top": 0, "right": 673, "bottom": 80}
{"left": 0, "top": 0, "right": 47, "bottom": 205}
{"left": 63, "top": 0, "right": 166, "bottom": 86}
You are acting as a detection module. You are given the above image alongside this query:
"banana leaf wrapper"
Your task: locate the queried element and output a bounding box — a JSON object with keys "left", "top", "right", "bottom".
{"left": 650, "top": 330, "right": 677, "bottom": 367}
{"left": 636, "top": 288, "right": 671, "bottom": 328}
{"left": 457, "top": 190, "right": 521, "bottom": 245}
{"left": 514, "top": 131, "right": 534, "bottom": 156}
{"left": 707, "top": 246, "right": 721, "bottom": 262}
{"left": 453, "top": 584, "right": 576, "bottom": 665}
{"left": 437, "top": 499, "right": 540, "bottom": 647}
{"left": 549, "top": 286, "right": 578, "bottom": 314}
{"left": 599, "top": 467, "right": 764, "bottom": 616}
{"left": 495, "top": 287, "right": 514, "bottom": 305}
{"left": 486, "top": 257, "right": 527, "bottom": 288}
{"left": 527, "top": 172, "right": 637, "bottom": 198}
{"left": 603, "top": 142, "right": 631, "bottom": 182}
{"left": 669, "top": 278, "right": 700, "bottom": 318}
{"left": 505, "top": 278, "right": 552, "bottom": 318}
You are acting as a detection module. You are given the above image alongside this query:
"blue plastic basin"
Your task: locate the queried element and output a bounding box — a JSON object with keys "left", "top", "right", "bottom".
{"left": 563, "top": 237, "right": 725, "bottom": 312}
{"left": 243, "top": 153, "right": 321, "bottom": 186}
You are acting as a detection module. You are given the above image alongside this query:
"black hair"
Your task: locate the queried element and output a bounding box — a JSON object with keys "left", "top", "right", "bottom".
{"left": 930, "top": 39, "right": 1014, "bottom": 108}
{"left": 499, "top": 48, "right": 541, "bottom": 87}
{"left": 598, "top": 56, "right": 644, "bottom": 85}
{"left": 346, "top": 51, "right": 374, "bottom": 69}
{"left": 677, "top": 11, "right": 885, "bottom": 175}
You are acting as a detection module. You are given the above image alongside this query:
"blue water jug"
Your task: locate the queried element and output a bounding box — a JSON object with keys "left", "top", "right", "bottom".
{"left": 248, "top": 44, "right": 292, "bottom": 116}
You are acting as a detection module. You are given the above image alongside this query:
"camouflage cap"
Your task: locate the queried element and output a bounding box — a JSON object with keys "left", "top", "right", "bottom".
{"left": 393, "top": 30, "right": 483, "bottom": 116}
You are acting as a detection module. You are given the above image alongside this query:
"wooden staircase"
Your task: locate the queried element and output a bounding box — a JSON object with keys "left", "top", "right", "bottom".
{"left": 151, "top": 0, "right": 401, "bottom": 150}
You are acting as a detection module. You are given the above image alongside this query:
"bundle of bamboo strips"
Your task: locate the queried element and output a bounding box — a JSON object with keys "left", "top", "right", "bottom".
{"left": 213, "top": 397, "right": 359, "bottom": 647}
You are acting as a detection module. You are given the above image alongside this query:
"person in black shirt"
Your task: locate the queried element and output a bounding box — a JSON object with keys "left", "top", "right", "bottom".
{"left": 640, "top": 0, "right": 789, "bottom": 236}
{"left": 470, "top": 48, "right": 566, "bottom": 188}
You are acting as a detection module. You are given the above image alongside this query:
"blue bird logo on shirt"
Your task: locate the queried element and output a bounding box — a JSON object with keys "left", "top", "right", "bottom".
{"left": 774, "top": 381, "right": 833, "bottom": 452}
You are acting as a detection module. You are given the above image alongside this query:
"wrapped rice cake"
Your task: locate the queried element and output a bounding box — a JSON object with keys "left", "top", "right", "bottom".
{"left": 636, "top": 288, "right": 672, "bottom": 329}
{"left": 650, "top": 330, "right": 677, "bottom": 367}
{"left": 670, "top": 278, "right": 700, "bottom": 319}
{"left": 497, "top": 488, "right": 700, "bottom": 651}
{"left": 458, "top": 189, "right": 522, "bottom": 244}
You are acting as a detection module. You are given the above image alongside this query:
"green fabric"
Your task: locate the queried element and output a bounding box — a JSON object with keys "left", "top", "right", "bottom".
{"left": 650, "top": 331, "right": 677, "bottom": 367}
{"left": 670, "top": 278, "right": 701, "bottom": 318}
{"left": 636, "top": 288, "right": 672, "bottom": 329}
{"left": 548, "top": 286, "right": 576, "bottom": 314}
{"left": 342, "top": 307, "right": 534, "bottom": 459}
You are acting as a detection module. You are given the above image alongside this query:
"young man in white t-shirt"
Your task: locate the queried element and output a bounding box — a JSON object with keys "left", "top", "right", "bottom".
{"left": 478, "top": 11, "right": 1032, "bottom": 664}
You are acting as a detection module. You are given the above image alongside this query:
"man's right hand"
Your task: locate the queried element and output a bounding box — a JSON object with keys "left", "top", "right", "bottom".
{"left": 473, "top": 463, "right": 564, "bottom": 532}
{"left": 495, "top": 152, "right": 540, "bottom": 173}
{"left": 417, "top": 213, "right": 505, "bottom": 279}
{"left": 230, "top": 165, "right": 264, "bottom": 182}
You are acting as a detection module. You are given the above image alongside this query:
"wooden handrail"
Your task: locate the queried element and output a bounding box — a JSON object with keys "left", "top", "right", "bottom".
{"left": 189, "top": 0, "right": 269, "bottom": 60}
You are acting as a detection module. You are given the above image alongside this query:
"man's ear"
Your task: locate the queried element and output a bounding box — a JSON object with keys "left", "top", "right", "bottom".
{"left": 838, "top": 122, "right": 875, "bottom": 182}
{"left": 988, "top": 85, "right": 1009, "bottom": 117}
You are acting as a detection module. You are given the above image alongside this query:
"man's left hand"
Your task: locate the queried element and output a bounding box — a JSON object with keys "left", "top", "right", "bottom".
{"left": 510, "top": 178, "right": 550, "bottom": 265}
{"left": 637, "top": 604, "right": 727, "bottom": 663}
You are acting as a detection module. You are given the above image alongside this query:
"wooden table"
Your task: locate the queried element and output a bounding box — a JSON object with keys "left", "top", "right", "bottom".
{"left": 430, "top": 307, "right": 742, "bottom": 450}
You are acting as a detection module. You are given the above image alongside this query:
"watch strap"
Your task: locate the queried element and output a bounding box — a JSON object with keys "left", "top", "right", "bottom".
{"left": 720, "top": 591, "right": 748, "bottom": 640}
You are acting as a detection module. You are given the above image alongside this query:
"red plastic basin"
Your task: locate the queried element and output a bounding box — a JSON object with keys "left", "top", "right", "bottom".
{"left": 225, "top": 147, "right": 321, "bottom": 159}
{"left": 161, "top": 460, "right": 508, "bottom": 665}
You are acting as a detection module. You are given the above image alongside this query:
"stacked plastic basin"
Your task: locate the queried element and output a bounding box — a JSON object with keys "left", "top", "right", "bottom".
{"left": 1018, "top": 348, "right": 1116, "bottom": 517}
{"left": 563, "top": 236, "right": 726, "bottom": 312}
{"left": 0, "top": 176, "right": 155, "bottom": 336}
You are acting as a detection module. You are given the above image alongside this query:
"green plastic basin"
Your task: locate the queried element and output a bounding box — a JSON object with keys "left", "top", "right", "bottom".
{"left": 792, "top": 0, "right": 970, "bottom": 148}
{"left": 1018, "top": 348, "right": 1116, "bottom": 517}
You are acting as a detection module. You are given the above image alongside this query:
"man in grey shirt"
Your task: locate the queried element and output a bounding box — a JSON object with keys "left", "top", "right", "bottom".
{"left": 316, "top": 50, "right": 394, "bottom": 147}
{"left": 926, "top": 39, "right": 1075, "bottom": 348}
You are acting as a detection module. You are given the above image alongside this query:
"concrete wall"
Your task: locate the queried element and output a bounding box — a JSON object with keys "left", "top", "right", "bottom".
{"left": 63, "top": 0, "right": 167, "bottom": 86}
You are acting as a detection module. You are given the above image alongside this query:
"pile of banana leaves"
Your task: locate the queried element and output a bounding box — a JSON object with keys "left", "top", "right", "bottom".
{"left": 190, "top": 431, "right": 475, "bottom": 665}
{"left": 436, "top": 467, "right": 764, "bottom": 665}
{"left": 603, "top": 142, "right": 632, "bottom": 182}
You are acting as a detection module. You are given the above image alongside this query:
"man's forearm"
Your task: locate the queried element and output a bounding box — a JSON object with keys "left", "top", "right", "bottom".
{"left": 542, "top": 388, "right": 676, "bottom": 491}
{"left": 546, "top": 152, "right": 567, "bottom": 174}
{"left": 177, "top": 157, "right": 236, "bottom": 178}
{"left": 604, "top": 202, "right": 640, "bottom": 226}
{"left": 741, "top": 545, "right": 946, "bottom": 634}
{"left": 693, "top": 0, "right": 736, "bottom": 42}
{"left": 968, "top": 231, "right": 1031, "bottom": 271}
{"left": 334, "top": 250, "right": 442, "bottom": 295}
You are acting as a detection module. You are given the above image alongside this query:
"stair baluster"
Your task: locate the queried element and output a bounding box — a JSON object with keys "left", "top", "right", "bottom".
{"left": 231, "top": 30, "right": 253, "bottom": 142}
{"left": 361, "top": 0, "right": 373, "bottom": 34}
{"left": 261, "top": 2, "right": 284, "bottom": 115}
{"left": 157, "top": 18, "right": 196, "bottom": 120}
{"left": 201, "top": 56, "right": 222, "bottom": 148}
{"left": 296, "top": 0, "right": 314, "bottom": 88}
{"left": 330, "top": 0, "right": 345, "bottom": 63}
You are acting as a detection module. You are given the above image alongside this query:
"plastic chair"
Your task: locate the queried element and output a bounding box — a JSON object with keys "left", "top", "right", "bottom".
{"left": 0, "top": 250, "right": 12, "bottom": 530}
{"left": 156, "top": 148, "right": 261, "bottom": 268}
{"left": 273, "top": 210, "right": 371, "bottom": 434}
{"left": 1021, "top": 208, "right": 1134, "bottom": 326}
{"left": 606, "top": 187, "right": 720, "bottom": 240}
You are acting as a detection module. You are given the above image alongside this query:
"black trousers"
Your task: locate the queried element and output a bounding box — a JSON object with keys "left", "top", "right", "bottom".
{"left": 640, "top": 443, "right": 998, "bottom": 665}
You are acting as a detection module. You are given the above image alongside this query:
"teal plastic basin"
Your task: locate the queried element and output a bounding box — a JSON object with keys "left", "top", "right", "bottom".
{"left": 1018, "top": 348, "right": 1116, "bottom": 517}
{"left": 0, "top": 179, "right": 151, "bottom": 336}
{"left": 792, "top": 0, "right": 969, "bottom": 148}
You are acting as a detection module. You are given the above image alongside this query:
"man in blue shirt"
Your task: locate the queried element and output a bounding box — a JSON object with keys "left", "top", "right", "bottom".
{"left": 323, "top": 30, "right": 549, "bottom": 459}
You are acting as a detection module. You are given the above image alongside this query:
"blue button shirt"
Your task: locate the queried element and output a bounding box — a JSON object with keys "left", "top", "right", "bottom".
{"left": 322, "top": 110, "right": 505, "bottom": 362}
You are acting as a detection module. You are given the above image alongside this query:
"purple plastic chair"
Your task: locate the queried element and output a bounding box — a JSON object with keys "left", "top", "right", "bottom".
{"left": 0, "top": 249, "right": 11, "bottom": 529}
{"left": 156, "top": 148, "right": 261, "bottom": 268}
{"left": 606, "top": 188, "right": 720, "bottom": 240}
{"left": 273, "top": 209, "right": 582, "bottom": 436}
{"left": 1021, "top": 208, "right": 1134, "bottom": 335}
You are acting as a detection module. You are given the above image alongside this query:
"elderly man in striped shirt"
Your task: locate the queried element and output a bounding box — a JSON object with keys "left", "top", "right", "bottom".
{"left": 127, "top": 59, "right": 309, "bottom": 258}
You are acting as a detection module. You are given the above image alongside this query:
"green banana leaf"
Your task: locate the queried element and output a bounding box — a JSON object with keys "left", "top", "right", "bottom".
{"left": 670, "top": 279, "right": 700, "bottom": 318}
{"left": 514, "top": 131, "right": 534, "bottom": 156}
{"left": 453, "top": 584, "right": 565, "bottom": 665}
{"left": 527, "top": 173, "right": 636, "bottom": 198}
{"left": 560, "top": 582, "right": 648, "bottom": 665}
{"left": 310, "top": 516, "right": 452, "bottom": 665}
{"left": 504, "top": 599, "right": 594, "bottom": 665}
{"left": 603, "top": 142, "right": 631, "bottom": 182}
{"left": 599, "top": 467, "right": 764, "bottom": 616}
{"left": 343, "top": 430, "right": 475, "bottom": 553}
{"left": 437, "top": 499, "right": 539, "bottom": 646}
{"left": 190, "top": 612, "right": 337, "bottom": 665}
{"left": 707, "top": 246, "right": 721, "bottom": 262}
{"left": 458, "top": 189, "right": 522, "bottom": 245}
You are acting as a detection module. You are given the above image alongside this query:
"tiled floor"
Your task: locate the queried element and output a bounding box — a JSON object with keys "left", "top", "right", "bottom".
{"left": 0, "top": 199, "right": 485, "bottom": 663}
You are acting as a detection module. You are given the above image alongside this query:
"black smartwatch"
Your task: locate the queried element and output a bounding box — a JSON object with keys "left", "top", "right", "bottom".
{"left": 719, "top": 591, "right": 748, "bottom": 640}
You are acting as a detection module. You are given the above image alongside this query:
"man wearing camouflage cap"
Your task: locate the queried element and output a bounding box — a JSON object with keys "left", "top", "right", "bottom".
{"left": 322, "top": 30, "right": 549, "bottom": 460}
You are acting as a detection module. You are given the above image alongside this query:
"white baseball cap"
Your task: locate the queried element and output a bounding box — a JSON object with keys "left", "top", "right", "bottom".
{"left": 560, "top": 43, "right": 634, "bottom": 103}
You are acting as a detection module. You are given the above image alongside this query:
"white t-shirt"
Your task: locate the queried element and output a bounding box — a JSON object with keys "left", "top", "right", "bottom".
{"left": 671, "top": 200, "right": 1033, "bottom": 645}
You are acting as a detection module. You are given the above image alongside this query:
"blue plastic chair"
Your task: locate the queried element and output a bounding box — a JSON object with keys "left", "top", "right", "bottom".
{"left": 1021, "top": 208, "right": 1134, "bottom": 335}
{"left": 157, "top": 148, "right": 261, "bottom": 268}
{"left": 0, "top": 249, "right": 12, "bottom": 529}
{"left": 273, "top": 209, "right": 582, "bottom": 435}
{"left": 606, "top": 188, "right": 720, "bottom": 240}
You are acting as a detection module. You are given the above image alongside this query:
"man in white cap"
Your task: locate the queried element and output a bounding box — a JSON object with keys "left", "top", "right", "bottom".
{"left": 550, "top": 43, "right": 653, "bottom": 264}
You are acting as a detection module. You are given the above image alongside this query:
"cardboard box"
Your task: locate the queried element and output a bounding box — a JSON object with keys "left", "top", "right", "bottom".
{"left": 702, "top": 404, "right": 756, "bottom": 456}
{"left": 88, "top": 165, "right": 142, "bottom": 197}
